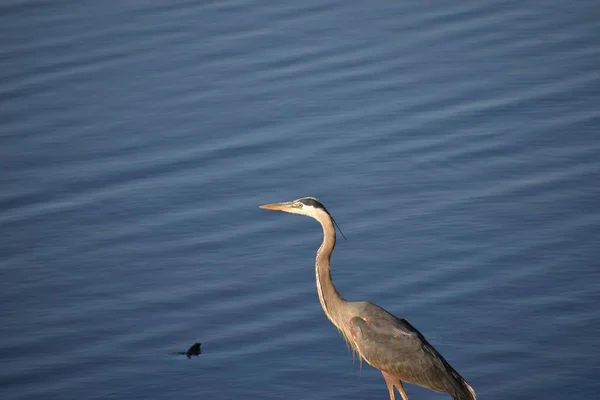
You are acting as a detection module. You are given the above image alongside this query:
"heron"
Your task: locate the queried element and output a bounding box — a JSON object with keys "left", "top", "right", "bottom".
{"left": 260, "top": 197, "right": 476, "bottom": 400}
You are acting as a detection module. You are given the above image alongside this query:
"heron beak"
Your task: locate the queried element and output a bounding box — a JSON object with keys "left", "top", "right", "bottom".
{"left": 259, "top": 201, "right": 294, "bottom": 211}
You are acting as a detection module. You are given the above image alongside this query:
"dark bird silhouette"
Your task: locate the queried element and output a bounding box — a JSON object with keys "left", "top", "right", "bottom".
{"left": 173, "top": 342, "right": 202, "bottom": 359}
{"left": 260, "top": 197, "right": 475, "bottom": 400}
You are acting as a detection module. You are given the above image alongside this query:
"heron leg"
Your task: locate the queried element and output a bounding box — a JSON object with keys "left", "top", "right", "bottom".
{"left": 381, "top": 372, "right": 396, "bottom": 400}
{"left": 396, "top": 381, "right": 409, "bottom": 400}
{"left": 382, "top": 372, "right": 410, "bottom": 400}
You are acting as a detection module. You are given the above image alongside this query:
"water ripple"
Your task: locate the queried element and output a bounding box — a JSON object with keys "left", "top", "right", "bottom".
{"left": 2, "top": 1, "right": 600, "bottom": 399}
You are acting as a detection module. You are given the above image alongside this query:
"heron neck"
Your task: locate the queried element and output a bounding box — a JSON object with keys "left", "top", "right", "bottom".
{"left": 315, "top": 213, "right": 346, "bottom": 328}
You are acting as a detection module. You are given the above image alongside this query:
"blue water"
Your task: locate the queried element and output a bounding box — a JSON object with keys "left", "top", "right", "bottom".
{"left": 2, "top": 1, "right": 599, "bottom": 399}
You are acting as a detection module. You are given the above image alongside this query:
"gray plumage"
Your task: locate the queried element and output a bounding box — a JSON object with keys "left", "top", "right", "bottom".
{"left": 260, "top": 197, "right": 475, "bottom": 400}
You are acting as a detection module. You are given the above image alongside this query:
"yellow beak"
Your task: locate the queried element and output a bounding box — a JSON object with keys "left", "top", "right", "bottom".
{"left": 259, "top": 202, "right": 293, "bottom": 211}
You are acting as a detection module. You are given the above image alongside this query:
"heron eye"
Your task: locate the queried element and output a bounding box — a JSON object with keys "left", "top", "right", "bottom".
{"left": 296, "top": 203, "right": 304, "bottom": 208}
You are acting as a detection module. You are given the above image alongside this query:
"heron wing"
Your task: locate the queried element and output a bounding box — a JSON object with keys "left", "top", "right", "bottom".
{"left": 349, "top": 303, "right": 462, "bottom": 392}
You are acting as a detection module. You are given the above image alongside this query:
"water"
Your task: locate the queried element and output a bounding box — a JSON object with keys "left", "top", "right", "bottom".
{"left": 2, "top": 1, "right": 599, "bottom": 399}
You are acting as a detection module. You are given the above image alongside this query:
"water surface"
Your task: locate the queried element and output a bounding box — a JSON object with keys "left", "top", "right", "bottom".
{"left": 1, "top": 1, "right": 599, "bottom": 399}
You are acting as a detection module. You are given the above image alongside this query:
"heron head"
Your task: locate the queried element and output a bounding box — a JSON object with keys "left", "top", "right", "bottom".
{"left": 260, "top": 197, "right": 347, "bottom": 239}
{"left": 259, "top": 197, "right": 328, "bottom": 218}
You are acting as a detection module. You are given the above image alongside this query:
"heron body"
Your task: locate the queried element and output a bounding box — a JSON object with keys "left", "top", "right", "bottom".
{"left": 260, "top": 197, "right": 475, "bottom": 400}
